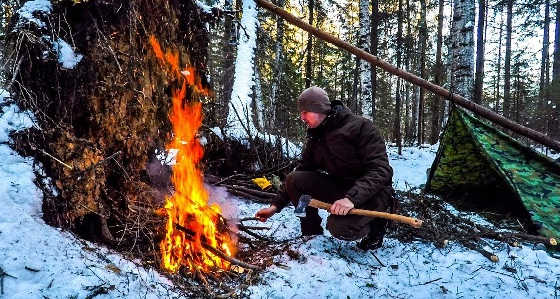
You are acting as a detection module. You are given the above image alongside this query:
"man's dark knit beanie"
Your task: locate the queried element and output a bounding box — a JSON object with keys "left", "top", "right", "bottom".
{"left": 297, "top": 86, "right": 331, "bottom": 114}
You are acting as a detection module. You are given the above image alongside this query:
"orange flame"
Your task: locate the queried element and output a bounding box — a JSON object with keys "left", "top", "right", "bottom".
{"left": 149, "top": 35, "right": 235, "bottom": 272}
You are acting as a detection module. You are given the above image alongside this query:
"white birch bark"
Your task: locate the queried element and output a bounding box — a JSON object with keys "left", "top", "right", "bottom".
{"left": 253, "top": 64, "right": 265, "bottom": 130}
{"left": 358, "top": 0, "right": 371, "bottom": 117}
{"left": 450, "top": 0, "right": 475, "bottom": 99}
{"left": 228, "top": 0, "right": 259, "bottom": 139}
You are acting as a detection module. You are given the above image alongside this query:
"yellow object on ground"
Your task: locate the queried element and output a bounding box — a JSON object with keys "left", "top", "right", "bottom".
{"left": 252, "top": 177, "right": 272, "bottom": 190}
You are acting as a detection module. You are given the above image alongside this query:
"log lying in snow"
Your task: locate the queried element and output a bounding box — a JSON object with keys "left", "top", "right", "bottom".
{"left": 255, "top": 0, "right": 560, "bottom": 152}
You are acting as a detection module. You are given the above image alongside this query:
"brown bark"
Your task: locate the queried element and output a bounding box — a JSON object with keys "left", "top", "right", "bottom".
{"left": 503, "top": 0, "right": 513, "bottom": 118}
{"left": 430, "top": 0, "right": 444, "bottom": 144}
{"left": 495, "top": 10, "right": 504, "bottom": 113}
{"left": 551, "top": 0, "right": 560, "bottom": 139}
{"left": 370, "top": 0, "right": 380, "bottom": 120}
{"left": 418, "top": 0, "right": 427, "bottom": 145}
{"left": 220, "top": 0, "right": 236, "bottom": 127}
{"left": 473, "top": 0, "right": 486, "bottom": 104}
{"left": 393, "top": 0, "right": 404, "bottom": 153}
{"left": 539, "top": 0, "right": 551, "bottom": 135}
{"left": 256, "top": 0, "right": 560, "bottom": 151}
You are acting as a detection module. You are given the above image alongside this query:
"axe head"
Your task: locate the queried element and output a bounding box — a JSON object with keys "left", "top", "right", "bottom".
{"left": 294, "top": 194, "right": 312, "bottom": 217}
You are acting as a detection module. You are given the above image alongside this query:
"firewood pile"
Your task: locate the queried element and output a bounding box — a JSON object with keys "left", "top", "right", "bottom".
{"left": 391, "top": 189, "right": 557, "bottom": 262}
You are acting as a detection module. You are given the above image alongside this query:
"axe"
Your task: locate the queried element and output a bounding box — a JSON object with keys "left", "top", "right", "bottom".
{"left": 294, "top": 194, "right": 423, "bottom": 228}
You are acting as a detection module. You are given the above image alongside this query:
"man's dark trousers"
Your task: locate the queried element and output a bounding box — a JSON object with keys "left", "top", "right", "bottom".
{"left": 280, "top": 170, "right": 393, "bottom": 240}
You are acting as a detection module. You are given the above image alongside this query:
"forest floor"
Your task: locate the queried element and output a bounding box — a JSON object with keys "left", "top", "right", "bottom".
{"left": 2, "top": 90, "right": 560, "bottom": 298}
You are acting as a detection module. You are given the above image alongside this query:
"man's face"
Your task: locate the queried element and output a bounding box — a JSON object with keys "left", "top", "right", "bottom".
{"left": 300, "top": 111, "right": 326, "bottom": 128}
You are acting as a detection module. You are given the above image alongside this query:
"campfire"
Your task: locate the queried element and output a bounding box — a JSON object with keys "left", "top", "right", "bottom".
{"left": 149, "top": 36, "right": 235, "bottom": 273}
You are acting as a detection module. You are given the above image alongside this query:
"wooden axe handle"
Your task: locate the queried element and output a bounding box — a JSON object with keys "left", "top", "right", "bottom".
{"left": 309, "top": 199, "right": 423, "bottom": 228}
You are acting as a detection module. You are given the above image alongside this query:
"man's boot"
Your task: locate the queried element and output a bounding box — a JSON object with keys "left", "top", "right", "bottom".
{"left": 357, "top": 219, "right": 387, "bottom": 250}
{"left": 358, "top": 188, "right": 396, "bottom": 250}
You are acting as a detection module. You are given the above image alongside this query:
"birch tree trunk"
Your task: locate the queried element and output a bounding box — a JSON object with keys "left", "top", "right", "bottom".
{"left": 430, "top": 0, "right": 445, "bottom": 144}
{"left": 304, "top": 0, "right": 314, "bottom": 88}
{"left": 253, "top": 63, "right": 265, "bottom": 130}
{"left": 370, "top": 0, "right": 379, "bottom": 120}
{"left": 228, "top": 0, "right": 259, "bottom": 138}
{"left": 358, "top": 0, "right": 371, "bottom": 117}
{"left": 393, "top": 0, "right": 404, "bottom": 154}
{"left": 473, "top": 0, "right": 486, "bottom": 103}
{"left": 450, "top": 0, "right": 475, "bottom": 99}
{"left": 503, "top": 0, "right": 513, "bottom": 119}
{"left": 418, "top": 0, "right": 427, "bottom": 145}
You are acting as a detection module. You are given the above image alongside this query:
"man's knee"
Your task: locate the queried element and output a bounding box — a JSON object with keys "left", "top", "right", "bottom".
{"left": 284, "top": 171, "right": 313, "bottom": 189}
{"left": 326, "top": 215, "right": 369, "bottom": 241}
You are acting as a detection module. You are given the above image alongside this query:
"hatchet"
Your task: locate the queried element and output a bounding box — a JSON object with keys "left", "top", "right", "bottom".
{"left": 294, "top": 194, "right": 423, "bottom": 228}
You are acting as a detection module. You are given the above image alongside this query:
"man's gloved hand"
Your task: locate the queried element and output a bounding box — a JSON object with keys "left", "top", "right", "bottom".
{"left": 255, "top": 205, "right": 278, "bottom": 222}
{"left": 329, "top": 197, "right": 354, "bottom": 215}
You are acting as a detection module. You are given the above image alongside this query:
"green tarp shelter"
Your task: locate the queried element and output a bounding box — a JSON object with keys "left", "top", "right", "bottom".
{"left": 425, "top": 108, "right": 560, "bottom": 239}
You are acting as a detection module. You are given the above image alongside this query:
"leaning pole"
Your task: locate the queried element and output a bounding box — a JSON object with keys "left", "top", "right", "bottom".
{"left": 255, "top": 0, "right": 560, "bottom": 152}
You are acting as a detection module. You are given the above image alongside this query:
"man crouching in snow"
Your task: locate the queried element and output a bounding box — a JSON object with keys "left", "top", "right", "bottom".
{"left": 255, "top": 86, "right": 396, "bottom": 250}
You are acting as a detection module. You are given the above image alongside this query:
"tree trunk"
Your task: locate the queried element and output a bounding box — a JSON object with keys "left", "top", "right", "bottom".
{"left": 418, "top": 0, "right": 427, "bottom": 145}
{"left": 554, "top": 0, "right": 560, "bottom": 80}
{"left": 495, "top": 10, "right": 503, "bottom": 113}
{"left": 228, "top": 0, "right": 260, "bottom": 137}
{"left": 271, "top": 0, "right": 285, "bottom": 132}
{"left": 552, "top": 0, "right": 560, "bottom": 139}
{"left": 358, "top": 0, "right": 371, "bottom": 117}
{"left": 252, "top": 62, "right": 265, "bottom": 130}
{"left": 370, "top": 0, "right": 379, "bottom": 120}
{"left": 503, "top": 0, "right": 513, "bottom": 118}
{"left": 540, "top": 0, "right": 550, "bottom": 135}
{"left": 220, "top": 0, "right": 236, "bottom": 127}
{"left": 473, "top": 0, "right": 486, "bottom": 103}
{"left": 351, "top": 56, "right": 360, "bottom": 113}
{"left": 406, "top": 0, "right": 417, "bottom": 143}
{"left": 430, "top": 0, "right": 444, "bottom": 144}
{"left": 393, "top": 0, "right": 404, "bottom": 153}
{"left": 450, "top": 0, "right": 475, "bottom": 99}
{"left": 304, "top": 0, "right": 314, "bottom": 88}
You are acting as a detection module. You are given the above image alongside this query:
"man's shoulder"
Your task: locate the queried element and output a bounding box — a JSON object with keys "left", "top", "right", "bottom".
{"left": 342, "top": 113, "right": 376, "bottom": 131}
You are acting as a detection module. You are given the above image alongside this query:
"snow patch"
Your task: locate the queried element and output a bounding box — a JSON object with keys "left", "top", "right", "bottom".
{"left": 196, "top": 0, "right": 213, "bottom": 13}
{"left": 45, "top": 37, "right": 83, "bottom": 69}
{"left": 16, "top": 0, "right": 52, "bottom": 28}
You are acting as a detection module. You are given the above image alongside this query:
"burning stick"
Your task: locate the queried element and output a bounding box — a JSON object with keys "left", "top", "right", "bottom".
{"left": 175, "top": 224, "right": 262, "bottom": 271}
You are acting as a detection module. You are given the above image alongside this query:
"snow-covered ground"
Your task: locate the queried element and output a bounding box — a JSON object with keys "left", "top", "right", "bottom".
{"left": 2, "top": 89, "right": 560, "bottom": 298}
